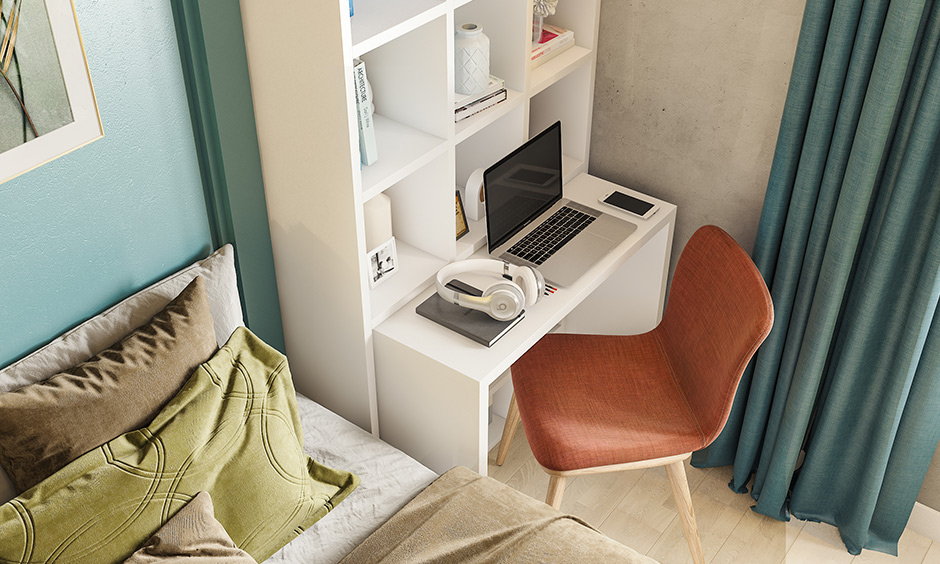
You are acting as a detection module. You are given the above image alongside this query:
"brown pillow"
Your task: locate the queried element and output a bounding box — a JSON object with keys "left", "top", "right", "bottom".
{"left": 0, "top": 276, "right": 218, "bottom": 493}
{"left": 123, "top": 491, "right": 257, "bottom": 564}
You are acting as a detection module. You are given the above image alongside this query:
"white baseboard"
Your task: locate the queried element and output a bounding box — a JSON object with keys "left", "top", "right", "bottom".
{"left": 909, "top": 502, "right": 940, "bottom": 543}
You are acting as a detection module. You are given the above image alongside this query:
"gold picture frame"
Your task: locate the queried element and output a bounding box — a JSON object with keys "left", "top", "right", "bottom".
{"left": 456, "top": 190, "right": 469, "bottom": 240}
{"left": 1, "top": 0, "right": 103, "bottom": 184}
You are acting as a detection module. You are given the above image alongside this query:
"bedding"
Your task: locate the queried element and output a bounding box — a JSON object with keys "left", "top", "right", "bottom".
{"left": 0, "top": 276, "right": 218, "bottom": 493}
{"left": 268, "top": 394, "right": 437, "bottom": 563}
{"left": 123, "top": 491, "right": 257, "bottom": 564}
{"left": 339, "top": 466, "right": 658, "bottom": 564}
{"left": 0, "top": 327, "right": 358, "bottom": 563}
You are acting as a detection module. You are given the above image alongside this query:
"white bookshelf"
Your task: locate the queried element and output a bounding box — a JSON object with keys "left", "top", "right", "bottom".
{"left": 241, "top": 0, "right": 603, "bottom": 434}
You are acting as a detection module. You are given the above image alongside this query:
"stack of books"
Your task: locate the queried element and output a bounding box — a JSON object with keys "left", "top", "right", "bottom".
{"left": 454, "top": 75, "right": 507, "bottom": 123}
{"left": 531, "top": 23, "right": 574, "bottom": 68}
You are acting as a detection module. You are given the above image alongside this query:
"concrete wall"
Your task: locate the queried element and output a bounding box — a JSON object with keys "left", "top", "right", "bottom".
{"left": 589, "top": 0, "right": 804, "bottom": 262}
{"left": 588, "top": 0, "right": 940, "bottom": 513}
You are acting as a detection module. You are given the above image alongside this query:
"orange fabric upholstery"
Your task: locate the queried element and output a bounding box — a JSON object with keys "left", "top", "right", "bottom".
{"left": 511, "top": 225, "right": 773, "bottom": 472}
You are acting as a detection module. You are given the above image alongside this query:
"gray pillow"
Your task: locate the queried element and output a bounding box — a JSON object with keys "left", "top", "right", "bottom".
{"left": 0, "top": 245, "right": 242, "bottom": 503}
{"left": 0, "top": 276, "right": 218, "bottom": 493}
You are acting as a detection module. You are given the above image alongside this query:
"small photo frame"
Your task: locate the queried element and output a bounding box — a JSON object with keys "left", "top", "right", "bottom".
{"left": 456, "top": 191, "right": 469, "bottom": 240}
{"left": 368, "top": 236, "right": 398, "bottom": 288}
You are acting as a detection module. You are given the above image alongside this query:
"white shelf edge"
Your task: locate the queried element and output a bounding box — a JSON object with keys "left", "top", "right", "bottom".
{"left": 528, "top": 45, "right": 592, "bottom": 96}
{"left": 563, "top": 154, "right": 585, "bottom": 184}
{"left": 362, "top": 114, "right": 449, "bottom": 203}
{"left": 370, "top": 240, "right": 447, "bottom": 327}
{"left": 455, "top": 90, "right": 525, "bottom": 144}
{"left": 456, "top": 218, "right": 487, "bottom": 260}
{"left": 351, "top": 1, "right": 449, "bottom": 58}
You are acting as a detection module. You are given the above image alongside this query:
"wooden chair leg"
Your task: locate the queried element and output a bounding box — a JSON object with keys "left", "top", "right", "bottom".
{"left": 495, "top": 393, "right": 521, "bottom": 466}
{"left": 665, "top": 460, "right": 705, "bottom": 564}
{"left": 546, "top": 474, "right": 567, "bottom": 509}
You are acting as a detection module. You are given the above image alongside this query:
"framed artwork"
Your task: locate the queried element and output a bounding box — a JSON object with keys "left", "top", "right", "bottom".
{"left": 456, "top": 190, "right": 469, "bottom": 240}
{"left": 1, "top": 0, "right": 102, "bottom": 184}
{"left": 368, "top": 236, "right": 398, "bottom": 288}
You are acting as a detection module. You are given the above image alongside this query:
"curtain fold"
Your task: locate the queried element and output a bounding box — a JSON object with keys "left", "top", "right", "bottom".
{"left": 692, "top": 0, "right": 940, "bottom": 555}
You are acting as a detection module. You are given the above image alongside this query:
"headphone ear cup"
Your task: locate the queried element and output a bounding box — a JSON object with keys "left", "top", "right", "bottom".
{"left": 513, "top": 266, "right": 545, "bottom": 307}
{"left": 482, "top": 282, "right": 525, "bottom": 321}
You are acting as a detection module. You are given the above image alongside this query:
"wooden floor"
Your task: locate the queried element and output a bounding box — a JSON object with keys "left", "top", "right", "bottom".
{"left": 487, "top": 425, "right": 940, "bottom": 564}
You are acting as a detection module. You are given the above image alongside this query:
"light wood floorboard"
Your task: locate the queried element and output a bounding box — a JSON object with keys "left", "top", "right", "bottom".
{"left": 487, "top": 426, "right": 939, "bottom": 564}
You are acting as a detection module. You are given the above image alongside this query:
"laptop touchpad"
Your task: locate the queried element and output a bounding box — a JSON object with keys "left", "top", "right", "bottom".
{"left": 590, "top": 214, "right": 637, "bottom": 241}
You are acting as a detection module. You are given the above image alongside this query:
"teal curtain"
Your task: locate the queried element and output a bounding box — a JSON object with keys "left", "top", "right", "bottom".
{"left": 692, "top": 0, "right": 940, "bottom": 555}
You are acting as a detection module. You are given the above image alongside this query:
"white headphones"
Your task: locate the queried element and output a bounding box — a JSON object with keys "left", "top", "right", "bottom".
{"left": 436, "top": 259, "right": 545, "bottom": 321}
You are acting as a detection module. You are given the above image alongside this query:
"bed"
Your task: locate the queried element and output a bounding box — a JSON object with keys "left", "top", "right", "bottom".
{"left": 0, "top": 245, "right": 656, "bottom": 563}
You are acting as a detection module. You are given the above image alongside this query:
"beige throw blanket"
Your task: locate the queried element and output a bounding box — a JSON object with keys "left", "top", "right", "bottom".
{"left": 339, "top": 466, "right": 658, "bottom": 563}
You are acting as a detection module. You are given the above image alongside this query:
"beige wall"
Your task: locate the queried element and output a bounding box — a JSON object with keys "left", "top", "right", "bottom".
{"left": 588, "top": 0, "right": 940, "bottom": 513}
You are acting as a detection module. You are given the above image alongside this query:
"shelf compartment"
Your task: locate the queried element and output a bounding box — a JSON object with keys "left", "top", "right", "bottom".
{"left": 362, "top": 114, "right": 448, "bottom": 202}
{"left": 456, "top": 217, "right": 487, "bottom": 260}
{"left": 370, "top": 240, "right": 447, "bottom": 327}
{"left": 350, "top": 0, "right": 448, "bottom": 58}
{"left": 528, "top": 45, "right": 592, "bottom": 96}
{"left": 455, "top": 89, "right": 525, "bottom": 144}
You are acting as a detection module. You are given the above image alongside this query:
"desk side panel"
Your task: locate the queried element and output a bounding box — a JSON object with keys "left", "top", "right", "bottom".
{"left": 374, "top": 331, "right": 488, "bottom": 474}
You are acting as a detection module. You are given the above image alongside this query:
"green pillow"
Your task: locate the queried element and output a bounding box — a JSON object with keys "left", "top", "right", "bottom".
{"left": 0, "top": 327, "right": 358, "bottom": 563}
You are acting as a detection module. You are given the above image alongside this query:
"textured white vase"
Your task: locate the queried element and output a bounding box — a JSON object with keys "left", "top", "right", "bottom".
{"left": 455, "top": 23, "right": 490, "bottom": 95}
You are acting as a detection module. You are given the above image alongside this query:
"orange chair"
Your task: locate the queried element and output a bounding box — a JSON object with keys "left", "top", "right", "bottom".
{"left": 495, "top": 225, "right": 773, "bottom": 564}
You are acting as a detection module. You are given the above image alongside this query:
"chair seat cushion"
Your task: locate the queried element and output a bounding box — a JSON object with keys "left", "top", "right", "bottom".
{"left": 511, "top": 332, "right": 708, "bottom": 472}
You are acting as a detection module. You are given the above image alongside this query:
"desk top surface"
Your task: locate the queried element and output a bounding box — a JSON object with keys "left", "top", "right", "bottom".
{"left": 373, "top": 173, "right": 676, "bottom": 386}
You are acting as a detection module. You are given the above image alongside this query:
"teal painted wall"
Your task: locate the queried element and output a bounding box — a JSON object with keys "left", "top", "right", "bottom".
{"left": 0, "top": 1, "right": 212, "bottom": 366}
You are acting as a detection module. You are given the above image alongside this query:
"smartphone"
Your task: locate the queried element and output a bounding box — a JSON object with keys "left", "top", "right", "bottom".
{"left": 599, "top": 190, "right": 659, "bottom": 219}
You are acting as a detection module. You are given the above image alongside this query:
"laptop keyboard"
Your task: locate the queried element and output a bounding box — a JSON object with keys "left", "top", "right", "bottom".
{"left": 507, "top": 206, "right": 596, "bottom": 265}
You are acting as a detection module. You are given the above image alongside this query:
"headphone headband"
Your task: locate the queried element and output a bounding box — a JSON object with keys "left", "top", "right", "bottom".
{"left": 435, "top": 259, "right": 544, "bottom": 321}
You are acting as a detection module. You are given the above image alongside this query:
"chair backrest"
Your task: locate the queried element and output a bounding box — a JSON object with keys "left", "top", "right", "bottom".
{"left": 658, "top": 225, "right": 773, "bottom": 447}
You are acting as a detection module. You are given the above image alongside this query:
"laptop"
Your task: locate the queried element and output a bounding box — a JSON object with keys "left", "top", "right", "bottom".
{"left": 483, "top": 121, "right": 637, "bottom": 287}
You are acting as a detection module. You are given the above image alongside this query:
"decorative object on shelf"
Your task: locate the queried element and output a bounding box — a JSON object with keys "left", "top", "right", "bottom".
{"left": 460, "top": 168, "right": 486, "bottom": 221}
{"left": 454, "top": 23, "right": 489, "bottom": 95}
{"left": 367, "top": 236, "right": 398, "bottom": 288}
{"left": 532, "top": 0, "right": 558, "bottom": 43}
{"left": 348, "top": 0, "right": 353, "bottom": 16}
{"left": 454, "top": 75, "right": 506, "bottom": 123}
{"left": 352, "top": 58, "right": 378, "bottom": 165}
{"left": 531, "top": 23, "right": 574, "bottom": 68}
{"left": 456, "top": 191, "right": 469, "bottom": 240}
{"left": 364, "top": 193, "right": 393, "bottom": 250}
{"left": 1, "top": 0, "right": 102, "bottom": 185}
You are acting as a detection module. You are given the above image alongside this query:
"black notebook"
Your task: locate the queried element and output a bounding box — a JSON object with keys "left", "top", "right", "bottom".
{"left": 416, "top": 281, "right": 524, "bottom": 347}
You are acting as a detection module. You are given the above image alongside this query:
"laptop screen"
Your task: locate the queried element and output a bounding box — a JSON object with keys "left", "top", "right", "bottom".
{"left": 484, "top": 121, "right": 562, "bottom": 253}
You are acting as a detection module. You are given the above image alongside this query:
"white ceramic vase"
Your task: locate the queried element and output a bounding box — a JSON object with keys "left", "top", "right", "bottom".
{"left": 455, "top": 23, "right": 490, "bottom": 95}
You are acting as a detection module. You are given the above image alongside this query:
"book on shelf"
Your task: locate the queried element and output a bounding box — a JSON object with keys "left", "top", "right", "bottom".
{"left": 455, "top": 88, "right": 507, "bottom": 123}
{"left": 416, "top": 281, "right": 524, "bottom": 347}
{"left": 353, "top": 58, "right": 378, "bottom": 166}
{"left": 531, "top": 23, "right": 574, "bottom": 68}
{"left": 454, "top": 74, "right": 504, "bottom": 110}
{"left": 454, "top": 74, "right": 507, "bottom": 123}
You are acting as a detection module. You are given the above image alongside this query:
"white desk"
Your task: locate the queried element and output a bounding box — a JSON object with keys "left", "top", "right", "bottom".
{"left": 373, "top": 173, "right": 676, "bottom": 474}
